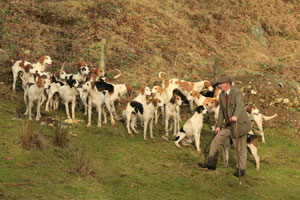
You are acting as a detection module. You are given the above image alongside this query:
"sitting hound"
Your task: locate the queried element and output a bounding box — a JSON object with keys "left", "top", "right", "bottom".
{"left": 165, "top": 95, "right": 182, "bottom": 137}
{"left": 23, "top": 75, "right": 50, "bottom": 120}
{"left": 124, "top": 98, "right": 162, "bottom": 140}
{"left": 174, "top": 105, "right": 207, "bottom": 153}
{"left": 82, "top": 81, "right": 115, "bottom": 127}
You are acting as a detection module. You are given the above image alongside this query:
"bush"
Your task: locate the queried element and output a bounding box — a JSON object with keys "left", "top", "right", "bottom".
{"left": 19, "top": 122, "right": 45, "bottom": 150}
{"left": 53, "top": 123, "right": 69, "bottom": 148}
{"left": 74, "top": 148, "right": 94, "bottom": 176}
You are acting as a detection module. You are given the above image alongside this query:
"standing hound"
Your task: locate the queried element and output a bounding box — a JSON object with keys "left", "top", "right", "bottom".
{"left": 159, "top": 72, "right": 214, "bottom": 111}
{"left": 12, "top": 56, "right": 52, "bottom": 92}
{"left": 165, "top": 95, "right": 182, "bottom": 137}
{"left": 174, "top": 105, "right": 207, "bottom": 153}
{"left": 23, "top": 76, "right": 50, "bottom": 120}
{"left": 66, "top": 63, "right": 90, "bottom": 82}
{"left": 245, "top": 104, "right": 277, "bottom": 144}
{"left": 12, "top": 61, "right": 36, "bottom": 92}
{"left": 58, "top": 77, "right": 79, "bottom": 119}
{"left": 151, "top": 85, "right": 170, "bottom": 123}
{"left": 221, "top": 134, "right": 262, "bottom": 170}
{"left": 125, "top": 98, "right": 162, "bottom": 140}
{"left": 81, "top": 81, "right": 115, "bottom": 127}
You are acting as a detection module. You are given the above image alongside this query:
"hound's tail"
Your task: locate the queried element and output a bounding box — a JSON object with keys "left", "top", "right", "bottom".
{"left": 113, "top": 69, "right": 121, "bottom": 79}
{"left": 0, "top": 49, "right": 14, "bottom": 63}
{"left": 60, "top": 62, "right": 66, "bottom": 70}
{"left": 262, "top": 113, "right": 277, "bottom": 121}
{"left": 158, "top": 71, "right": 166, "bottom": 81}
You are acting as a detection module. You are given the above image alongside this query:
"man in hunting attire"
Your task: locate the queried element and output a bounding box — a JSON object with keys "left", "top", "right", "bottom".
{"left": 198, "top": 76, "right": 251, "bottom": 177}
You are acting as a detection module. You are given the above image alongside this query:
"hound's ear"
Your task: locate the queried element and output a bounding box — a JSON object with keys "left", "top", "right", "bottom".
{"left": 91, "top": 81, "right": 95, "bottom": 89}
{"left": 170, "top": 96, "right": 176, "bottom": 104}
{"left": 33, "top": 73, "right": 38, "bottom": 81}
{"left": 153, "top": 98, "right": 158, "bottom": 107}
{"left": 245, "top": 105, "right": 251, "bottom": 114}
{"left": 77, "top": 63, "right": 82, "bottom": 70}
{"left": 125, "top": 84, "right": 133, "bottom": 96}
{"left": 214, "top": 99, "right": 219, "bottom": 107}
{"left": 54, "top": 71, "right": 60, "bottom": 78}
{"left": 140, "top": 86, "right": 145, "bottom": 95}
{"left": 196, "top": 105, "right": 204, "bottom": 113}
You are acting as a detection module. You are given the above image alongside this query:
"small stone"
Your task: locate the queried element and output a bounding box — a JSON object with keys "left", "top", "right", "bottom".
{"left": 282, "top": 98, "right": 290, "bottom": 104}
{"left": 24, "top": 49, "right": 31, "bottom": 54}
{"left": 275, "top": 98, "right": 283, "bottom": 103}
{"left": 40, "top": 122, "right": 47, "bottom": 126}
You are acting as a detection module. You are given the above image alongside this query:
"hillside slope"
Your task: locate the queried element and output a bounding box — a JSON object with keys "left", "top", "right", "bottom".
{"left": 1, "top": 0, "right": 300, "bottom": 80}
{"left": 1, "top": 0, "right": 299, "bottom": 133}
{"left": 0, "top": 1, "right": 300, "bottom": 199}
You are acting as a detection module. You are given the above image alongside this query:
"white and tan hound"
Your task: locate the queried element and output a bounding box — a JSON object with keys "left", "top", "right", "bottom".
{"left": 159, "top": 72, "right": 214, "bottom": 111}
{"left": 81, "top": 81, "right": 115, "bottom": 127}
{"left": 124, "top": 98, "right": 162, "bottom": 140}
{"left": 165, "top": 95, "right": 182, "bottom": 137}
{"left": 221, "top": 134, "right": 262, "bottom": 170}
{"left": 151, "top": 85, "right": 170, "bottom": 123}
{"left": 245, "top": 104, "right": 277, "bottom": 144}
{"left": 23, "top": 76, "right": 50, "bottom": 120}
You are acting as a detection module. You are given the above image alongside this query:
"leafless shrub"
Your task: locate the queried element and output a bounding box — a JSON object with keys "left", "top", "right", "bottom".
{"left": 74, "top": 148, "right": 94, "bottom": 176}
{"left": 19, "top": 122, "right": 45, "bottom": 150}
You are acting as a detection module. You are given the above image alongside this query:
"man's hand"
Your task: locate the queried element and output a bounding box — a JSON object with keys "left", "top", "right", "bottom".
{"left": 215, "top": 127, "right": 221, "bottom": 134}
{"left": 231, "top": 116, "right": 238, "bottom": 122}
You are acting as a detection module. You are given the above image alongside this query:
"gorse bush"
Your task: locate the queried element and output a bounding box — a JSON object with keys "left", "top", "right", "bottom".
{"left": 19, "top": 122, "right": 45, "bottom": 150}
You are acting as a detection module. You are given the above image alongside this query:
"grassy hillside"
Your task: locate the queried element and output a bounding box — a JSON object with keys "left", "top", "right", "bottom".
{"left": 0, "top": 0, "right": 300, "bottom": 199}
{"left": 0, "top": 84, "right": 300, "bottom": 199}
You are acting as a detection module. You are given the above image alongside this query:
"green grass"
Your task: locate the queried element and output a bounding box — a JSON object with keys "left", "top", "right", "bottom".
{"left": 0, "top": 88, "right": 300, "bottom": 199}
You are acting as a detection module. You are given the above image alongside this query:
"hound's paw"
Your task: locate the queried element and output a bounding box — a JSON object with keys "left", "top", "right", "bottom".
{"left": 87, "top": 123, "right": 91, "bottom": 127}
{"left": 174, "top": 141, "right": 181, "bottom": 148}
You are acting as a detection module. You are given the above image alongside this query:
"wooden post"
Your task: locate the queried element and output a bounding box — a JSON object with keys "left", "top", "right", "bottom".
{"left": 213, "top": 55, "right": 220, "bottom": 83}
{"left": 100, "top": 38, "right": 107, "bottom": 70}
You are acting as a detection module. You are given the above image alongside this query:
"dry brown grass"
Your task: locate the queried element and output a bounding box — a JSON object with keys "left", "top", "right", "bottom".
{"left": 19, "top": 122, "right": 45, "bottom": 150}
{"left": 0, "top": 0, "right": 299, "bottom": 84}
{"left": 74, "top": 148, "right": 94, "bottom": 176}
{"left": 53, "top": 124, "right": 69, "bottom": 148}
